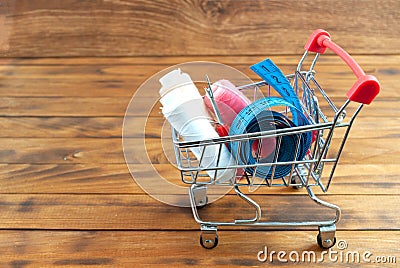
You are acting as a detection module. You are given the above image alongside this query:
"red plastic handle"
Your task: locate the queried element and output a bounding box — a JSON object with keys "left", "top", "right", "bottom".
{"left": 304, "top": 29, "right": 380, "bottom": 104}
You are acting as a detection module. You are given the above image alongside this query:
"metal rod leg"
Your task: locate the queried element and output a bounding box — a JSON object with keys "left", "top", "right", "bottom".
{"left": 234, "top": 185, "right": 262, "bottom": 223}
{"left": 306, "top": 186, "right": 341, "bottom": 223}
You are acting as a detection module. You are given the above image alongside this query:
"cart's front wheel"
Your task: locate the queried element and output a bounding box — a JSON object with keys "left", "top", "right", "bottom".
{"left": 200, "top": 233, "right": 218, "bottom": 249}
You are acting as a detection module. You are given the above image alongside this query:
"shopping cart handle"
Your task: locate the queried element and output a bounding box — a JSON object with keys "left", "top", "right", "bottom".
{"left": 304, "top": 29, "right": 380, "bottom": 105}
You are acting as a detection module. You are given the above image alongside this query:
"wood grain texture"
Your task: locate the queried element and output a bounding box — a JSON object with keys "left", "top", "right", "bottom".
{"left": 0, "top": 163, "right": 398, "bottom": 195}
{"left": 0, "top": 116, "right": 399, "bottom": 139}
{"left": 0, "top": 137, "right": 397, "bottom": 165}
{"left": 4, "top": 55, "right": 400, "bottom": 66}
{"left": 0, "top": 230, "right": 398, "bottom": 267}
{"left": 0, "top": 117, "right": 124, "bottom": 138}
{"left": 0, "top": 138, "right": 399, "bottom": 164}
{"left": 1, "top": 0, "right": 399, "bottom": 57}
{"left": 0, "top": 194, "right": 398, "bottom": 230}
{"left": 0, "top": 97, "right": 397, "bottom": 117}
{"left": 0, "top": 56, "right": 398, "bottom": 98}
{"left": 0, "top": 2, "right": 398, "bottom": 262}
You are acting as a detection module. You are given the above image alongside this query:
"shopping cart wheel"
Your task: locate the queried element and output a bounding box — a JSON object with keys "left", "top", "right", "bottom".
{"left": 200, "top": 233, "right": 218, "bottom": 249}
{"left": 317, "top": 233, "right": 336, "bottom": 249}
{"left": 290, "top": 177, "right": 303, "bottom": 189}
{"left": 200, "top": 225, "right": 218, "bottom": 249}
{"left": 317, "top": 225, "right": 336, "bottom": 249}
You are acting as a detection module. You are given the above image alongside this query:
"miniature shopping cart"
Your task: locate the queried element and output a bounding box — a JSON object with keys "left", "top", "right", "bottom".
{"left": 170, "top": 29, "right": 380, "bottom": 249}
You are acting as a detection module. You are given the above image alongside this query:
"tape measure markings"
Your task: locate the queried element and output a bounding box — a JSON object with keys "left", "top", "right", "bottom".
{"left": 229, "top": 59, "right": 312, "bottom": 179}
{"left": 250, "top": 58, "right": 303, "bottom": 112}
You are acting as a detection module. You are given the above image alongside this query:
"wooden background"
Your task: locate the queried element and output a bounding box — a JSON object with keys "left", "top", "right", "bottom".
{"left": 0, "top": 0, "right": 399, "bottom": 267}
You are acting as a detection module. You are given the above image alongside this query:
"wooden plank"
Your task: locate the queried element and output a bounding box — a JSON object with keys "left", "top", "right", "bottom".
{"left": 0, "top": 138, "right": 125, "bottom": 164}
{"left": 0, "top": 97, "right": 395, "bottom": 117}
{"left": 0, "top": 117, "right": 124, "bottom": 138}
{"left": 0, "top": 97, "right": 129, "bottom": 116}
{"left": 0, "top": 194, "right": 398, "bottom": 230}
{"left": 0, "top": 137, "right": 396, "bottom": 165}
{"left": 0, "top": 61, "right": 388, "bottom": 78}
{"left": 2, "top": 0, "right": 399, "bottom": 57}
{"left": 0, "top": 164, "right": 398, "bottom": 195}
{"left": 4, "top": 55, "right": 400, "bottom": 66}
{"left": 0, "top": 164, "right": 134, "bottom": 194}
{"left": 0, "top": 60, "right": 397, "bottom": 98}
{"left": 0, "top": 230, "right": 398, "bottom": 267}
{"left": 0, "top": 116, "right": 397, "bottom": 139}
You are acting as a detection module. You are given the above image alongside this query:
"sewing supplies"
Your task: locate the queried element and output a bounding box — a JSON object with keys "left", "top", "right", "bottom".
{"left": 159, "top": 69, "right": 235, "bottom": 182}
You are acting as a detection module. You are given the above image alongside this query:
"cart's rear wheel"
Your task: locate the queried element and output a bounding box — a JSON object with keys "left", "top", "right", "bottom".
{"left": 317, "top": 233, "right": 336, "bottom": 249}
{"left": 200, "top": 233, "right": 218, "bottom": 249}
{"left": 291, "top": 176, "right": 303, "bottom": 189}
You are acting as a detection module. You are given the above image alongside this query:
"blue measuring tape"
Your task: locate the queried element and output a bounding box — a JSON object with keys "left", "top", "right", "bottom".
{"left": 229, "top": 59, "right": 312, "bottom": 179}
{"left": 250, "top": 58, "right": 303, "bottom": 110}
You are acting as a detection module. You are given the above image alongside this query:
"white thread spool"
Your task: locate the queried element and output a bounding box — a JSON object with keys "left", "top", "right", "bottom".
{"left": 159, "top": 69, "right": 235, "bottom": 182}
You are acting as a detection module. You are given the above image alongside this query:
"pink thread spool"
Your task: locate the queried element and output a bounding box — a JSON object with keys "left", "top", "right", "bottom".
{"left": 204, "top": 79, "right": 276, "bottom": 159}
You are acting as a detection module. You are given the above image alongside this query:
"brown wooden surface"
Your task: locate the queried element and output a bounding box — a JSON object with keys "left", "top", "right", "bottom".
{"left": 1, "top": 0, "right": 399, "bottom": 57}
{"left": 0, "top": 0, "right": 399, "bottom": 267}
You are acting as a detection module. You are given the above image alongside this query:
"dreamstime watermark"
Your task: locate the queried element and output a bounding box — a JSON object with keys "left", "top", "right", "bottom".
{"left": 257, "top": 240, "right": 397, "bottom": 264}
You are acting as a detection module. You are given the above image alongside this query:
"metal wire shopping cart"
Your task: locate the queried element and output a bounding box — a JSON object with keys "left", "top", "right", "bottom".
{"left": 170, "top": 29, "right": 380, "bottom": 249}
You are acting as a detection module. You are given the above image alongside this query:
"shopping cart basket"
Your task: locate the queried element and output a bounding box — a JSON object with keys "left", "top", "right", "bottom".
{"left": 170, "top": 29, "right": 380, "bottom": 249}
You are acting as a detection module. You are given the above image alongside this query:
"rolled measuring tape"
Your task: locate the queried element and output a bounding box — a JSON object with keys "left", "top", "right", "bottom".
{"left": 251, "top": 58, "right": 317, "bottom": 146}
{"left": 228, "top": 58, "right": 312, "bottom": 179}
{"left": 229, "top": 97, "right": 312, "bottom": 179}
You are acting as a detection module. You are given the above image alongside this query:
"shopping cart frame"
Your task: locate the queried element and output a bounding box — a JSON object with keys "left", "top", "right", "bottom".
{"left": 170, "top": 29, "right": 380, "bottom": 249}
